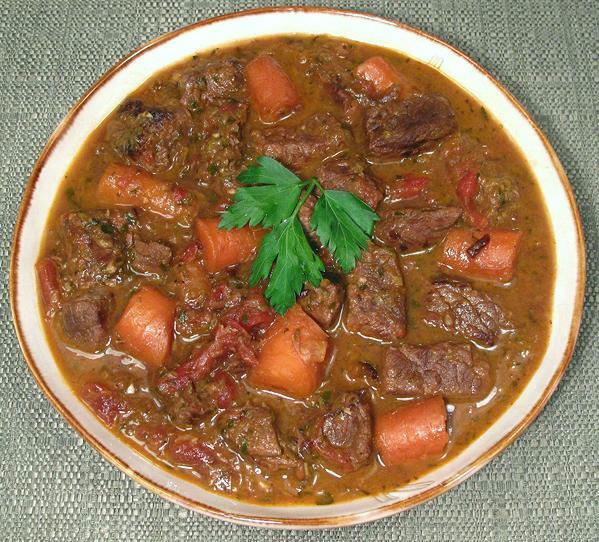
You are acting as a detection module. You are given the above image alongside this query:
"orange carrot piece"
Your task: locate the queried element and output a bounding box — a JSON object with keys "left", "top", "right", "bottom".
{"left": 115, "top": 286, "right": 176, "bottom": 367}
{"left": 439, "top": 228, "right": 522, "bottom": 282}
{"left": 245, "top": 55, "right": 301, "bottom": 122}
{"left": 195, "top": 218, "right": 264, "bottom": 273}
{"left": 97, "top": 163, "right": 195, "bottom": 221}
{"left": 36, "top": 257, "right": 62, "bottom": 316}
{"left": 250, "top": 304, "right": 329, "bottom": 398}
{"left": 375, "top": 396, "right": 448, "bottom": 466}
{"left": 354, "top": 56, "right": 415, "bottom": 99}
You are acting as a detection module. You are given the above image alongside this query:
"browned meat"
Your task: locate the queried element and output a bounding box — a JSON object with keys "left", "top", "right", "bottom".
{"left": 61, "top": 210, "right": 128, "bottom": 288}
{"left": 382, "top": 343, "right": 492, "bottom": 399}
{"left": 366, "top": 94, "right": 457, "bottom": 158}
{"left": 375, "top": 207, "right": 462, "bottom": 252}
{"left": 186, "top": 101, "right": 248, "bottom": 197}
{"left": 177, "top": 58, "right": 246, "bottom": 107}
{"left": 424, "top": 279, "right": 509, "bottom": 346}
{"left": 61, "top": 290, "right": 113, "bottom": 351}
{"left": 308, "top": 392, "right": 372, "bottom": 472}
{"left": 299, "top": 279, "right": 343, "bottom": 329}
{"left": 316, "top": 158, "right": 383, "bottom": 209}
{"left": 129, "top": 239, "right": 172, "bottom": 276}
{"left": 249, "top": 112, "right": 350, "bottom": 175}
{"left": 220, "top": 406, "right": 282, "bottom": 458}
{"left": 157, "top": 321, "right": 257, "bottom": 395}
{"left": 107, "top": 100, "right": 190, "bottom": 174}
{"left": 345, "top": 244, "right": 406, "bottom": 341}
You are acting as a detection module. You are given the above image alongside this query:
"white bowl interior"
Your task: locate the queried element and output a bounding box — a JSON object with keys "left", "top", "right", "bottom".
{"left": 13, "top": 9, "right": 582, "bottom": 527}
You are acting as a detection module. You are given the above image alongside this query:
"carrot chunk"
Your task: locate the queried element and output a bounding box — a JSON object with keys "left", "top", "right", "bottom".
{"left": 245, "top": 55, "right": 301, "bottom": 122}
{"left": 36, "top": 257, "right": 62, "bottom": 316}
{"left": 195, "top": 218, "right": 264, "bottom": 273}
{"left": 354, "top": 56, "right": 414, "bottom": 99}
{"left": 250, "top": 304, "right": 329, "bottom": 398}
{"left": 97, "top": 163, "right": 196, "bottom": 221}
{"left": 115, "top": 286, "right": 176, "bottom": 367}
{"left": 439, "top": 228, "right": 522, "bottom": 282}
{"left": 375, "top": 396, "right": 448, "bottom": 466}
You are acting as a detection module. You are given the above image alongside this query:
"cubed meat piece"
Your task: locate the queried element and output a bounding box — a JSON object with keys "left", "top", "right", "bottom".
{"left": 249, "top": 112, "right": 350, "bottom": 175}
{"left": 424, "top": 278, "right": 509, "bottom": 346}
{"left": 366, "top": 94, "right": 457, "bottom": 158}
{"left": 177, "top": 58, "right": 246, "bottom": 108}
{"left": 186, "top": 101, "right": 248, "bottom": 197}
{"left": 61, "top": 210, "right": 128, "bottom": 288}
{"left": 382, "top": 343, "right": 492, "bottom": 400}
{"left": 61, "top": 290, "right": 113, "bottom": 351}
{"left": 308, "top": 392, "right": 373, "bottom": 472}
{"left": 106, "top": 100, "right": 190, "bottom": 174}
{"left": 375, "top": 207, "right": 462, "bottom": 252}
{"left": 345, "top": 244, "right": 406, "bottom": 341}
{"left": 316, "top": 158, "right": 383, "bottom": 209}
{"left": 220, "top": 406, "right": 282, "bottom": 458}
{"left": 299, "top": 279, "right": 344, "bottom": 329}
{"left": 129, "top": 239, "right": 172, "bottom": 276}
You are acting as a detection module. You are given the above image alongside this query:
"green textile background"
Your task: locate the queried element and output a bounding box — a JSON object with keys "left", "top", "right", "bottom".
{"left": 0, "top": 1, "right": 597, "bottom": 540}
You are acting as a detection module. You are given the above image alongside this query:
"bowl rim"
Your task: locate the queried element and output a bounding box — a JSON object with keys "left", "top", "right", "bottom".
{"left": 9, "top": 6, "right": 586, "bottom": 529}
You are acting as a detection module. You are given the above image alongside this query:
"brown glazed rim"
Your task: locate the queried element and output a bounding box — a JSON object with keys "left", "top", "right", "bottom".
{"left": 9, "top": 6, "right": 586, "bottom": 529}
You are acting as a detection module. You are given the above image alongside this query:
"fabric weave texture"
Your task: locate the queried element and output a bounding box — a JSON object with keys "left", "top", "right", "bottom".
{"left": 0, "top": 1, "right": 597, "bottom": 540}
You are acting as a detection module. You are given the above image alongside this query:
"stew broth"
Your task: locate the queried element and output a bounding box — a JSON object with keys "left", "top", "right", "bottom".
{"left": 37, "top": 36, "right": 554, "bottom": 505}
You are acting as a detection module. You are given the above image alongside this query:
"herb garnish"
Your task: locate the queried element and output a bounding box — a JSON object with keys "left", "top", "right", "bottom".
{"left": 219, "top": 156, "right": 379, "bottom": 314}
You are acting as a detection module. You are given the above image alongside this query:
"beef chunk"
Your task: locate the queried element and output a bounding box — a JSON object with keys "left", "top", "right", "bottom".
{"left": 220, "top": 406, "right": 282, "bottom": 458}
{"left": 129, "top": 239, "right": 172, "bottom": 276}
{"left": 107, "top": 100, "right": 190, "bottom": 174}
{"left": 61, "top": 210, "right": 128, "bottom": 288}
{"left": 345, "top": 244, "right": 406, "bottom": 341}
{"left": 366, "top": 94, "right": 457, "bottom": 158}
{"left": 186, "top": 101, "right": 248, "bottom": 197}
{"left": 177, "top": 58, "right": 246, "bottom": 107}
{"left": 308, "top": 392, "right": 372, "bottom": 472}
{"left": 156, "top": 321, "right": 257, "bottom": 395}
{"left": 424, "top": 279, "right": 509, "bottom": 346}
{"left": 316, "top": 158, "right": 383, "bottom": 209}
{"left": 61, "top": 290, "right": 113, "bottom": 351}
{"left": 299, "top": 279, "right": 343, "bottom": 329}
{"left": 375, "top": 207, "right": 462, "bottom": 252}
{"left": 249, "top": 112, "right": 349, "bottom": 175}
{"left": 382, "top": 343, "right": 492, "bottom": 399}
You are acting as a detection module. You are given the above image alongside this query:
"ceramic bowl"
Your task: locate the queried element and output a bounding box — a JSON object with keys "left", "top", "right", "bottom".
{"left": 10, "top": 7, "right": 585, "bottom": 529}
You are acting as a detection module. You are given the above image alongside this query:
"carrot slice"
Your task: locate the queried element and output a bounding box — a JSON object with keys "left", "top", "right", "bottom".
{"left": 195, "top": 218, "right": 264, "bottom": 273}
{"left": 250, "top": 304, "right": 329, "bottom": 398}
{"left": 354, "top": 56, "right": 415, "bottom": 99}
{"left": 439, "top": 228, "right": 522, "bottom": 282}
{"left": 115, "top": 286, "right": 176, "bottom": 367}
{"left": 245, "top": 55, "right": 301, "bottom": 122}
{"left": 97, "top": 163, "right": 196, "bottom": 221}
{"left": 36, "top": 257, "right": 62, "bottom": 316}
{"left": 375, "top": 396, "right": 448, "bottom": 466}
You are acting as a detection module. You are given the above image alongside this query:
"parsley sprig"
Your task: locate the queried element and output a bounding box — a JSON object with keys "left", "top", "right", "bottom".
{"left": 219, "top": 156, "right": 379, "bottom": 314}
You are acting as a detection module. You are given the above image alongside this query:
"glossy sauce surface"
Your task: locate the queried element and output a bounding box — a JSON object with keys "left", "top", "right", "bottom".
{"left": 38, "top": 36, "right": 554, "bottom": 505}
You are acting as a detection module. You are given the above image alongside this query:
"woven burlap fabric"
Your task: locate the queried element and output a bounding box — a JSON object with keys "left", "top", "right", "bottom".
{"left": 0, "top": 1, "right": 597, "bottom": 540}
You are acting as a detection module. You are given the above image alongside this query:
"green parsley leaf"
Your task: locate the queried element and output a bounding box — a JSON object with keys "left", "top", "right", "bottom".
{"left": 219, "top": 156, "right": 303, "bottom": 229}
{"left": 218, "top": 157, "right": 379, "bottom": 314}
{"left": 250, "top": 216, "right": 324, "bottom": 314}
{"left": 238, "top": 155, "right": 302, "bottom": 187}
{"left": 310, "top": 189, "right": 379, "bottom": 273}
